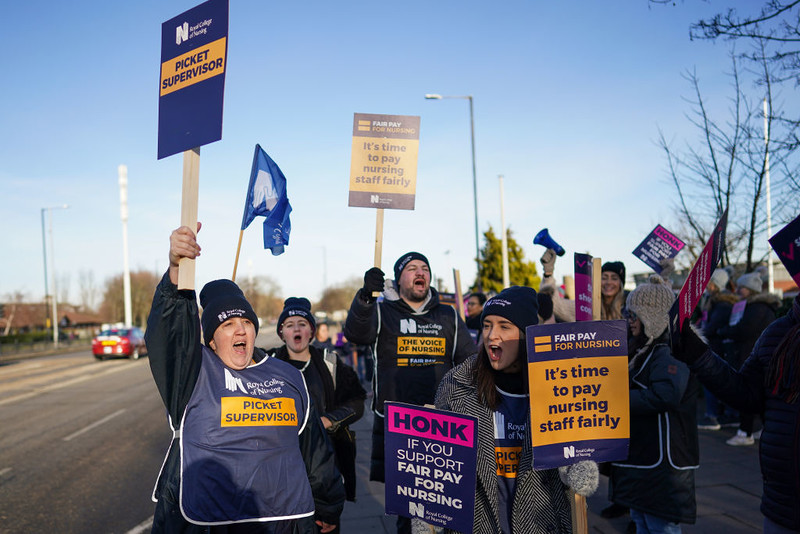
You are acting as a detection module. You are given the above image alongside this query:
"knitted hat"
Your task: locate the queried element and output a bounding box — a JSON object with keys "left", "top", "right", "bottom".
{"left": 481, "top": 286, "right": 539, "bottom": 332}
{"left": 626, "top": 274, "right": 675, "bottom": 339}
{"left": 277, "top": 297, "right": 316, "bottom": 338}
{"left": 199, "top": 279, "right": 259, "bottom": 346}
{"left": 709, "top": 268, "right": 729, "bottom": 291}
{"left": 602, "top": 261, "right": 626, "bottom": 283}
{"left": 737, "top": 272, "right": 763, "bottom": 293}
{"left": 394, "top": 252, "right": 430, "bottom": 281}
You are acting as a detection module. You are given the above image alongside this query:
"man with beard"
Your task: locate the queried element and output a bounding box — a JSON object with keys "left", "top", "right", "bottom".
{"left": 344, "top": 252, "right": 476, "bottom": 534}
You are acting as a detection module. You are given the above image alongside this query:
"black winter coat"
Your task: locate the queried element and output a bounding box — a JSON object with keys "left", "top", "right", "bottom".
{"left": 269, "top": 345, "right": 366, "bottom": 501}
{"left": 610, "top": 334, "right": 700, "bottom": 524}
{"left": 145, "top": 273, "right": 345, "bottom": 533}
{"left": 344, "top": 286, "right": 476, "bottom": 481}
{"left": 718, "top": 292, "right": 780, "bottom": 368}
{"left": 690, "top": 295, "right": 800, "bottom": 531}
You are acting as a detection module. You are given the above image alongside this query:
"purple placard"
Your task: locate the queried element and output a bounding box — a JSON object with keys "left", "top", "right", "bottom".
{"left": 769, "top": 213, "right": 800, "bottom": 287}
{"left": 632, "top": 224, "right": 685, "bottom": 273}
{"left": 526, "top": 320, "right": 630, "bottom": 469}
{"left": 384, "top": 403, "right": 477, "bottom": 533}
{"left": 574, "top": 253, "right": 593, "bottom": 322}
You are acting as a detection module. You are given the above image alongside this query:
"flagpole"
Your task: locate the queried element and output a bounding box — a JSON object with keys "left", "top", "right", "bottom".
{"left": 232, "top": 229, "right": 244, "bottom": 281}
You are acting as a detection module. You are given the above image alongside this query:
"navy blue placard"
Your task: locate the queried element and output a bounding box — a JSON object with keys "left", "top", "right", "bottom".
{"left": 769, "top": 213, "right": 800, "bottom": 287}
{"left": 384, "top": 402, "right": 477, "bottom": 533}
{"left": 158, "top": 0, "right": 229, "bottom": 159}
{"left": 632, "top": 224, "right": 685, "bottom": 273}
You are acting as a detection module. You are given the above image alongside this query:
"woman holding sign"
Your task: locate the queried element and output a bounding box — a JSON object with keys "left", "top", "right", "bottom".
{"left": 434, "top": 286, "right": 597, "bottom": 534}
{"left": 609, "top": 275, "right": 700, "bottom": 533}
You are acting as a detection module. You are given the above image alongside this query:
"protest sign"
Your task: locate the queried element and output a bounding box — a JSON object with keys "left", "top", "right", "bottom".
{"left": 158, "top": 0, "right": 228, "bottom": 160}
{"left": 385, "top": 402, "right": 477, "bottom": 533}
{"left": 632, "top": 224, "right": 685, "bottom": 273}
{"left": 574, "top": 253, "right": 594, "bottom": 322}
{"left": 348, "top": 113, "right": 420, "bottom": 210}
{"left": 669, "top": 209, "right": 728, "bottom": 342}
{"left": 526, "top": 320, "right": 629, "bottom": 470}
{"left": 769, "top": 212, "right": 800, "bottom": 286}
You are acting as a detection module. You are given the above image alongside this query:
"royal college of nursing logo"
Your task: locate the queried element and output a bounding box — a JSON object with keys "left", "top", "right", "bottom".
{"left": 176, "top": 22, "right": 189, "bottom": 45}
{"left": 400, "top": 318, "right": 417, "bottom": 334}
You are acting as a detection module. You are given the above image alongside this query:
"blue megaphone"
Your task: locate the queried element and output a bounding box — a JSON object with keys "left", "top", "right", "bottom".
{"left": 533, "top": 228, "right": 565, "bottom": 256}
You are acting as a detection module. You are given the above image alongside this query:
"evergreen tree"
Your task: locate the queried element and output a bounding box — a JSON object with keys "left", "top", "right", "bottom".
{"left": 474, "top": 225, "right": 540, "bottom": 294}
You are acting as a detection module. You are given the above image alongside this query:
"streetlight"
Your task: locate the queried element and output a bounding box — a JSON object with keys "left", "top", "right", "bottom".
{"left": 41, "top": 204, "right": 69, "bottom": 347}
{"left": 425, "top": 93, "right": 481, "bottom": 290}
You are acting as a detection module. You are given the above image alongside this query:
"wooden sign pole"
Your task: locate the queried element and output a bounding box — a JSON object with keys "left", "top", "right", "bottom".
{"left": 372, "top": 208, "right": 384, "bottom": 298}
{"left": 178, "top": 147, "right": 200, "bottom": 290}
{"left": 453, "top": 269, "right": 465, "bottom": 321}
{"left": 592, "top": 258, "right": 602, "bottom": 321}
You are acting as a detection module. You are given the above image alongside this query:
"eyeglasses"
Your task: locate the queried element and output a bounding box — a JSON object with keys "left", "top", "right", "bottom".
{"left": 624, "top": 310, "right": 638, "bottom": 322}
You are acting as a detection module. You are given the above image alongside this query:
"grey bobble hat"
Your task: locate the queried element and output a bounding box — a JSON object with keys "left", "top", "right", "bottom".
{"left": 737, "top": 272, "right": 763, "bottom": 293}
{"left": 709, "top": 268, "right": 729, "bottom": 290}
{"left": 626, "top": 274, "right": 675, "bottom": 340}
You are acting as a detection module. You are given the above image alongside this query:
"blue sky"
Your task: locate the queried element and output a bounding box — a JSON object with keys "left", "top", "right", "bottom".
{"left": 1, "top": 1, "right": 759, "bottom": 306}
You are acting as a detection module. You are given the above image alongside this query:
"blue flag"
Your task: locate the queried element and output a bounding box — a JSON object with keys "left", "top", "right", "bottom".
{"left": 241, "top": 144, "right": 292, "bottom": 255}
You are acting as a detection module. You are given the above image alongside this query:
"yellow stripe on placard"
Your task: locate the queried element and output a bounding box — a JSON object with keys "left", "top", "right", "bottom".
{"left": 160, "top": 37, "right": 227, "bottom": 96}
{"left": 535, "top": 336, "right": 551, "bottom": 343}
{"left": 535, "top": 344, "right": 552, "bottom": 353}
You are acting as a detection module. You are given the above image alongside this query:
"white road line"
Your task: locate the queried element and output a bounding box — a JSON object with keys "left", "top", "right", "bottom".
{"left": 123, "top": 515, "right": 154, "bottom": 534}
{"left": 0, "top": 361, "right": 139, "bottom": 407}
{"left": 0, "top": 467, "right": 11, "bottom": 477}
{"left": 63, "top": 409, "right": 127, "bottom": 442}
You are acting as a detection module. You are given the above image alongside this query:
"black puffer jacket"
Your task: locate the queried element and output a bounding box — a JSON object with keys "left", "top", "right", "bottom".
{"left": 718, "top": 292, "right": 780, "bottom": 368}
{"left": 610, "top": 333, "right": 700, "bottom": 524}
{"left": 146, "top": 273, "right": 344, "bottom": 533}
{"left": 269, "top": 345, "right": 366, "bottom": 501}
{"left": 690, "top": 295, "right": 800, "bottom": 531}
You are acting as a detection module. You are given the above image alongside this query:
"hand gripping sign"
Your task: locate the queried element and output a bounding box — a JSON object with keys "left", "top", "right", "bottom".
{"left": 384, "top": 402, "right": 477, "bottom": 534}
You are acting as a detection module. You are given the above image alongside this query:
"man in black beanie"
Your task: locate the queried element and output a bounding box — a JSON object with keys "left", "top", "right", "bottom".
{"left": 344, "top": 251, "right": 477, "bottom": 534}
{"left": 145, "top": 224, "right": 344, "bottom": 533}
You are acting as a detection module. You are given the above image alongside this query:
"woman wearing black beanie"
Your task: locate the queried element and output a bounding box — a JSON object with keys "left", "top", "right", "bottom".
{"left": 432, "top": 286, "right": 597, "bottom": 534}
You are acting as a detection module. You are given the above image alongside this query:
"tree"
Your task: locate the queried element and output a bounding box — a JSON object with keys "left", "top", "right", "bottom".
{"left": 237, "top": 275, "right": 284, "bottom": 322}
{"left": 659, "top": 49, "right": 798, "bottom": 271}
{"left": 474, "top": 226, "right": 540, "bottom": 294}
{"left": 77, "top": 269, "right": 100, "bottom": 313}
{"left": 315, "top": 277, "right": 362, "bottom": 315}
{"left": 98, "top": 270, "right": 160, "bottom": 327}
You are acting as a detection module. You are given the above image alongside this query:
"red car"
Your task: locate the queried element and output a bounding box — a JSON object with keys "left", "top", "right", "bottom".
{"left": 92, "top": 327, "right": 148, "bottom": 360}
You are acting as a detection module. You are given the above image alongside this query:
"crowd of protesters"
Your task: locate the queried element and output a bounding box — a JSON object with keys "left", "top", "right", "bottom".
{"left": 144, "top": 221, "right": 798, "bottom": 534}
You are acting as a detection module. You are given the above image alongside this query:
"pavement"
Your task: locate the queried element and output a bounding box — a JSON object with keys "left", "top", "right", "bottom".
{"left": 340, "top": 394, "right": 764, "bottom": 533}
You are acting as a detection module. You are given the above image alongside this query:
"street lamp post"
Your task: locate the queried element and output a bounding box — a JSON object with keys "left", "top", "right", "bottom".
{"left": 425, "top": 93, "right": 481, "bottom": 291}
{"left": 40, "top": 204, "right": 69, "bottom": 347}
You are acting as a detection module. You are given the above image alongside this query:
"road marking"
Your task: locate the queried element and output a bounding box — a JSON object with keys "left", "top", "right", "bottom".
{"left": 0, "top": 467, "right": 11, "bottom": 477}
{"left": 0, "top": 361, "right": 139, "bottom": 406}
{"left": 63, "top": 409, "right": 127, "bottom": 442}
{"left": 124, "top": 515, "right": 153, "bottom": 534}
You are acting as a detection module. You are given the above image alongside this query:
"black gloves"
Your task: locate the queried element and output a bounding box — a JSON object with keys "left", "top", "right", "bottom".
{"left": 361, "top": 267, "right": 385, "bottom": 302}
{"left": 674, "top": 321, "right": 709, "bottom": 365}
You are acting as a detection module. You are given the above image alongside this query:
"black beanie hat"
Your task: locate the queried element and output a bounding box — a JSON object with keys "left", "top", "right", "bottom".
{"left": 199, "top": 279, "right": 259, "bottom": 346}
{"left": 481, "top": 286, "right": 539, "bottom": 332}
{"left": 277, "top": 297, "right": 316, "bottom": 338}
{"left": 602, "top": 261, "right": 626, "bottom": 283}
{"left": 394, "top": 252, "right": 430, "bottom": 281}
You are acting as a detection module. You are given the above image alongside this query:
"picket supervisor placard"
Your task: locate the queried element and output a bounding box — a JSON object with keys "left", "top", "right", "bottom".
{"left": 574, "top": 252, "right": 594, "bottom": 322}
{"left": 158, "top": 0, "right": 229, "bottom": 159}
{"left": 632, "top": 224, "right": 685, "bottom": 273}
{"left": 526, "top": 320, "right": 629, "bottom": 469}
{"left": 349, "top": 113, "right": 420, "bottom": 210}
{"left": 384, "top": 402, "right": 477, "bottom": 533}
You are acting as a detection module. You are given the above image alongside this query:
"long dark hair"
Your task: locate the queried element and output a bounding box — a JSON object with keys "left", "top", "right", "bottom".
{"left": 767, "top": 297, "right": 800, "bottom": 403}
{"left": 472, "top": 335, "right": 528, "bottom": 411}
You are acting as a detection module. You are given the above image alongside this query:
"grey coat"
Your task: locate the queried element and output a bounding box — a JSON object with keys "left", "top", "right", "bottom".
{"left": 435, "top": 355, "right": 573, "bottom": 534}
